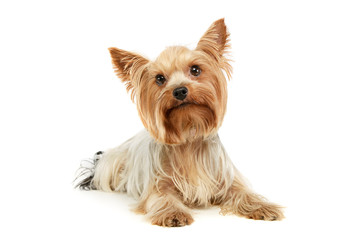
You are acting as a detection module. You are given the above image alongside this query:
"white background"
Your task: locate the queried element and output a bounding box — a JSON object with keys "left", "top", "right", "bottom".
{"left": 1, "top": 0, "right": 359, "bottom": 239}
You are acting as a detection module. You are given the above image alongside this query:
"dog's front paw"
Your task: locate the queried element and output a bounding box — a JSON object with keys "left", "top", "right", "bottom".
{"left": 247, "top": 203, "right": 284, "bottom": 221}
{"left": 151, "top": 211, "right": 194, "bottom": 227}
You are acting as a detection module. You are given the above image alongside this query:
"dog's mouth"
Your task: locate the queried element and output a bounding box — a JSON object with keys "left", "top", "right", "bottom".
{"left": 162, "top": 100, "right": 217, "bottom": 144}
{"left": 173, "top": 102, "right": 193, "bottom": 109}
{"left": 165, "top": 102, "right": 195, "bottom": 117}
{"left": 165, "top": 101, "right": 214, "bottom": 120}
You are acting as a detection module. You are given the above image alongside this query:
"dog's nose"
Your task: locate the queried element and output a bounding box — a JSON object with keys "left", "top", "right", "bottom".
{"left": 173, "top": 87, "right": 188, "bottom": 101}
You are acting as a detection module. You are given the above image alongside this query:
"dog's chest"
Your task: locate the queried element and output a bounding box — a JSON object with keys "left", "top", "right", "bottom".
{"left": 163, "top": 140, "right": 227, "bottom": 205}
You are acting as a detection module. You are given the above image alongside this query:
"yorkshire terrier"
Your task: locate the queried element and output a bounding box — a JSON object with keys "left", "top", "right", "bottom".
{"left": 75, "top": 18, "right": 284, "bottom": 227}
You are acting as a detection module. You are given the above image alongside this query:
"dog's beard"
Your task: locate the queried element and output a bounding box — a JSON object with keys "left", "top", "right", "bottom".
{"left": 163, "top": 103, "right": 217, "bottom": 144}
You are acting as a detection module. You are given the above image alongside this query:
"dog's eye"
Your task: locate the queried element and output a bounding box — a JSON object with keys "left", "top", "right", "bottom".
{"left": 190, "top": 65, "right": 201, "bottom": 76}
{"left": 155, "top": 74, "right": 166, "bottom": 86}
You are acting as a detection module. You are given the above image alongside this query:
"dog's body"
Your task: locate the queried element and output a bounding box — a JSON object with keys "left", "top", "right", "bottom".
{"left": 76, "top": 19, "right": 284, "bottom": 227}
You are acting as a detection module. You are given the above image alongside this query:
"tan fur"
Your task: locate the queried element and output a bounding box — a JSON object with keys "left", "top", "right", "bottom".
{"left": 134, "top": 45, "right": 228, "bottom": 144}
{"left": 88, "top": 18, "right": 284, "bottom": 227}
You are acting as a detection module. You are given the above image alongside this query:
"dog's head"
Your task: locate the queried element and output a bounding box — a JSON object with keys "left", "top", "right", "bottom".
{"left": 109, "top": 19, "right": 232, "bottom": 144}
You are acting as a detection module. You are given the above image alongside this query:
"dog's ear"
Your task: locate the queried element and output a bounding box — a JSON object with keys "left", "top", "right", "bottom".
{"left": 108, "top": 47, "right": 149, "bottom": 101}
{"left": 196, "top": 18, "right": 232, "bottom": 78}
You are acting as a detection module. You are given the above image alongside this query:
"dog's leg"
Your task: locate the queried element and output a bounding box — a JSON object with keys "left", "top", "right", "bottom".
{"left": 220, "top": 175, "right": 284, "bottom": 221}
{"left": 90, "top": 147, "right": 127, "bottom": 192}
{"left": 74, "top": 146, "right": 126, "bottom": 192}
{"left": 136, "top": 182, "right": 194, "bottom": 227}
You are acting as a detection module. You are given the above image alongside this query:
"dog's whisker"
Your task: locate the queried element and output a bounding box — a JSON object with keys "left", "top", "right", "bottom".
{"left": 75, "top": 18, "right": 284, "bottom": 227}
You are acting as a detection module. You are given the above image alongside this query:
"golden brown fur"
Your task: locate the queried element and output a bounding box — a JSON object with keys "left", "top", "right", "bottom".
{"left": 78, "top": 18, "right": 284, "bottom": 227}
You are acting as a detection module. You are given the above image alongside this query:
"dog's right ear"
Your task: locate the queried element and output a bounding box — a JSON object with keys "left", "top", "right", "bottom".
{"left": 108, "top": 47, "right": 149, "bottom": 101}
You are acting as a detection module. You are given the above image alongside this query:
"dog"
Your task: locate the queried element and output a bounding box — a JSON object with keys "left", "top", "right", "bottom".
{"left": 75, "top": 18, "right": 284, "bottom": 227}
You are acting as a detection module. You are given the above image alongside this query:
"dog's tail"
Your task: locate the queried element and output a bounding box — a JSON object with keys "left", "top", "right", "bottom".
{"left": 74, "top": 151, "right": 104, "bottom": 190}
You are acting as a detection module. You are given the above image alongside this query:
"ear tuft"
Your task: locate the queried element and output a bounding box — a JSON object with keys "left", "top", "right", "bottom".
{"left": 196, "top": 18, "right": 232, "bottom": 79}
{"left": 108, "top": 47, "right": 149, "bottom": 101}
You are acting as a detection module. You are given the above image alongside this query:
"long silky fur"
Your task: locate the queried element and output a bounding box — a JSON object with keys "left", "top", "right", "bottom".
{"left": 74, "top": 151, "right": 103, "bottom": 190}
{"left": 90, "top": 130, "right": 235, "bottom": 203}
{"left": 75, "top": 18, "right": 284, "bottom": 227}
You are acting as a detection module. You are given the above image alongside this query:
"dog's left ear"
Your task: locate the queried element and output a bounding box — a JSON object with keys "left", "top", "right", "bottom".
{"left": 196, "top": 18, "right": 232, "bottom": 78}
{"left": 108, "top": 47, "right": 149, "bottom": 101}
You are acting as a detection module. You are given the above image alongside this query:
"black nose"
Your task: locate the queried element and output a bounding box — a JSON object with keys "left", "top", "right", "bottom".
{"left": 173, "top": 87, "right": 188, "bottom": 101}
